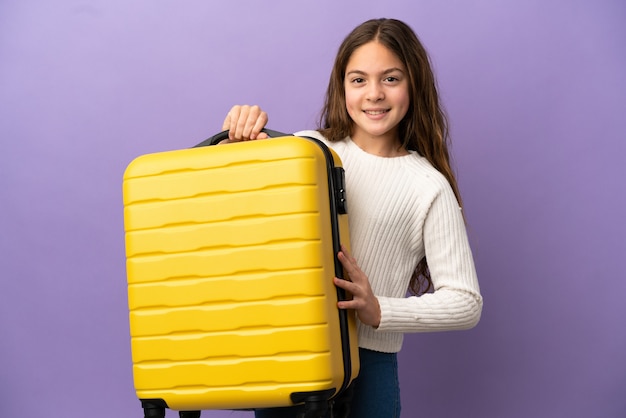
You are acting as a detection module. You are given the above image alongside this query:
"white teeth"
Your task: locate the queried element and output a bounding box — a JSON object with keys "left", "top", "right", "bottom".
{"left": 365, "top": 110, "right": 387, "bottom": 115}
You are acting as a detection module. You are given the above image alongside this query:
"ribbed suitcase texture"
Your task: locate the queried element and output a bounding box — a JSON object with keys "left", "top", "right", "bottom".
{"left": 123, "top": 135, "right": 359, "bottom": 415}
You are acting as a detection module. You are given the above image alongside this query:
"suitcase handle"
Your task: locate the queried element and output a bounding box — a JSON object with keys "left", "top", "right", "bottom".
{"left": 194, "top": 128, "right": 290, "bottom": 147}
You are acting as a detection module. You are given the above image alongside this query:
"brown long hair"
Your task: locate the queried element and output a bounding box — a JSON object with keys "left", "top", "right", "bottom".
{"left": 319, "top": 18, "right": 463, "bottom": 295}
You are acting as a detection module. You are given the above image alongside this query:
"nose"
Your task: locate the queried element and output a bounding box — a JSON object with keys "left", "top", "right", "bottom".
{"left": 366, "top": 82, "right": 384, "bottom": 102}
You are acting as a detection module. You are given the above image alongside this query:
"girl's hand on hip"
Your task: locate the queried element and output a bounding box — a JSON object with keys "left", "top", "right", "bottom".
{"left": 334, "top": 245, "right": 382, "bottom": 328}
{"left": 222, "top": 105, "right": 269, "bottom": 141}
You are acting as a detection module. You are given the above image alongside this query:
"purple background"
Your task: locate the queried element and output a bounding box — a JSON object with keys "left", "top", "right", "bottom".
{"left": 1, "top": 1, "right": 625, "bottom": 417}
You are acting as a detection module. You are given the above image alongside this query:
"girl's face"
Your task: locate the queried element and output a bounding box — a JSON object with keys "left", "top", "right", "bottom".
{"left": 344, "top": 41, "right": 410, "bottom": 149}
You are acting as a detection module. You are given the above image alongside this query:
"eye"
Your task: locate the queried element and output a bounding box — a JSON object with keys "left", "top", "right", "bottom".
{"left": 384, "top": 76, "right": 399, "bottom": 83}
{"left": 351, "top": 77, "right": 365, "bottom": 84}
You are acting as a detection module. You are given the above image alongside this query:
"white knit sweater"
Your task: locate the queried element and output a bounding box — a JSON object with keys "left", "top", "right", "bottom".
{"left": 296, "top": 130, "right": 483, "bottom": 353}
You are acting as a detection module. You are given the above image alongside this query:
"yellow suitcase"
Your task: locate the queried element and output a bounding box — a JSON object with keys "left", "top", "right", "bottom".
{"left": 123, "top": 130, "right": 359, "bottom": 417}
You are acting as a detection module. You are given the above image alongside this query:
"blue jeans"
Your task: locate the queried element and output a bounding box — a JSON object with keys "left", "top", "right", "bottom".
{"left": 255, "top": 348, "right": 401, "bottom": 418}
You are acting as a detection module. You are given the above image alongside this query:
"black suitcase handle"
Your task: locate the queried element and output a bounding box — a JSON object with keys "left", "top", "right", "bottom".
{"left": 194, "top": 128, "right": 290, "bottom": 147}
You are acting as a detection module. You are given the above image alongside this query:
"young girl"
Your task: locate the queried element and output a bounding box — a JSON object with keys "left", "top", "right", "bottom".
{"left": 221, "top": 18, "right": 482, "bottom": 418}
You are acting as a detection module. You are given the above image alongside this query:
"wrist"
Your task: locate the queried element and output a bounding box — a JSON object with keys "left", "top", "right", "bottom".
{"left": 372, "top": 297, "right": 382, "bottom": 329}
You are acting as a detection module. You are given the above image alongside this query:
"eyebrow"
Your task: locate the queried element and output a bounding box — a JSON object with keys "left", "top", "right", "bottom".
{"left": 346, "top": 67, "right": 405, "bottom": 76}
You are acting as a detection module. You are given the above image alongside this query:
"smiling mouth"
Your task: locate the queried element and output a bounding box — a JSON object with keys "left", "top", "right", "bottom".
{"left": 364, "top": 109, "right": 389, "bottom": 115}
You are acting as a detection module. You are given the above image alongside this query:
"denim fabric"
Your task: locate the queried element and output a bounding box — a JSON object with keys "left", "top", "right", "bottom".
{"left": 255, "top": 348, "right": 401, "bottom": 418}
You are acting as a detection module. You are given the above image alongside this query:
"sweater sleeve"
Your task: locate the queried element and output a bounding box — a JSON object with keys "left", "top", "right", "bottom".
{"left": 377, "top": 181, "right": 483, "bottom": 333}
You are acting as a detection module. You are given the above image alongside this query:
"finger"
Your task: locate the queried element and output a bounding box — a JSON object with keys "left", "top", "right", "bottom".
{"left": 338, "top": 251, "right": 359, "bottom": 275}
{"left": 222, "top": 107, "right": 233, "bottom": 132}
{"left": 249, "top": 110, "right": 269, "bottom": 139}
{"left": 234, "top": 106, "right": 252, "bottom": 141}
{"left": 338, "top": 246, "right": 356, "bottom": 264}
{"left": 221, "top": 114, "right": 230, "bottom": 132}
{"left": 242, "top": 105, "right": 267, "bottom": 140}
{"left": 334, "top": 276, "right": 350, "bottom": 289}
{"left": 224, "top": 106, "right": 242, "bottom": 139}
{"left": 337, "top": 299, "right": 357, "bottom": 310}
{"left": 334, "top": 277, "right": 360, "bottom": 297}
{"left": 336, "top": 294, "right": 366, "bottom": 310}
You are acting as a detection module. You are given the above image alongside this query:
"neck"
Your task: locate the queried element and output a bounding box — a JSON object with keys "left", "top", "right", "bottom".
{"left": 351, "top": 133, "right": 408, "bottom": 157}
